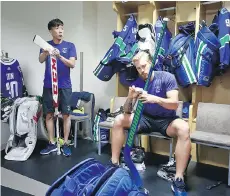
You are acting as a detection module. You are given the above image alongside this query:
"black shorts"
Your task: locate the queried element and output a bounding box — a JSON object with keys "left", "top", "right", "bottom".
{"left": 42, "top": 88, "right": 72, "bottom": 115}
{"left": 137, "top": 113, "right": 179, "bottom": 137}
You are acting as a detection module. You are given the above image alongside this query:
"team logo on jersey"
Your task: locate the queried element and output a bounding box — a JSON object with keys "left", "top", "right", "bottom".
{"left": 221, "top": 8, "right": 228, "bottom": 14}
{"left": 62, "top": 48, "right": 67, "bottom": 53}
{"left": 155, "top": 86, "right": 161, "bottom": 93}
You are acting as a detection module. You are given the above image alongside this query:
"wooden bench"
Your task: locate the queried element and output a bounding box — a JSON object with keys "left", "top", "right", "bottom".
{"left": 190, "top": 102, "right": 230, "bottom": 186}
{"left": 98, "top": 97, "right": 183, "bottom": 162}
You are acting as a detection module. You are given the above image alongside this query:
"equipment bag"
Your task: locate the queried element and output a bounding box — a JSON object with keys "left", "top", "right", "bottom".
{"left": 164, "top": 22, "right": 197, "bottom": 87}
{"left": 46, "top": 158, "right": 149, "bottom": 196}
{"left": 195, "top": 21, "right": 220, "bottom": 87}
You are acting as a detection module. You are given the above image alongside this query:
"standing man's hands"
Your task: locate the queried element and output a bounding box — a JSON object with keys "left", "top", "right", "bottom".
{"left": 42, "top": 48, "right": 60, "bottom": 57}
{"left": 51, "top": 48, "right": 60, "bottom": 58}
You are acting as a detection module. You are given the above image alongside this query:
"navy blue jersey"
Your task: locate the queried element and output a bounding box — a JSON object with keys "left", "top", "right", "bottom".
{"left": 93, "top": 15, "right": 138, "bottom": 82}
{"left": 39, "top": 41, "right": 77, "bottom": 88}
{"left": 154, "top": 17, "right": 172, "bottom": 71}
{"left": 1, "top": 59, "right": 24, "bottom": 99}
{"left": 212, "top": 8, "right": 230, "bottom": 71}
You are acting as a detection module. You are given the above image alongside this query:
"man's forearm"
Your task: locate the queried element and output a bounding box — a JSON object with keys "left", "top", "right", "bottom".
{"left": 124, "top": 97, "right": 137, "bottom": 114}
{"left": 59, "top": 55, "right": 75, "bottom": 68}
{"left": 39, "top": 52, "right": 48, "bottom": 63}
{"left": 155, "top": 97, "right": 179, "bottom": 110}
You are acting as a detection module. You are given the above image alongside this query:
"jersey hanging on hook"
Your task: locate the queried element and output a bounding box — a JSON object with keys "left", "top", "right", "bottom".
{"left": 212, "top": 7, "right": 230, "bottom": 74}
{"left": 1, "top": 59, "right": 28, "bottom": 99}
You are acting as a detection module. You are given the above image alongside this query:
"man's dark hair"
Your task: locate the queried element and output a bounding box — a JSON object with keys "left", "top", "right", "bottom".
{"left": 48, "top": 18, "right": 64, "bottom": 30}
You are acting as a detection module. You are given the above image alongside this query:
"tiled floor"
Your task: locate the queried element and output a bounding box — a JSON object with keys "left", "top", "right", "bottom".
{"left": 1, "top": 139, "right": 230, "bottom": 196}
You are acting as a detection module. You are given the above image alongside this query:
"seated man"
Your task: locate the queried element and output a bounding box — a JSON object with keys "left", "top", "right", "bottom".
{"left": 110, "top": 51, "right": 191, "bottom": 195}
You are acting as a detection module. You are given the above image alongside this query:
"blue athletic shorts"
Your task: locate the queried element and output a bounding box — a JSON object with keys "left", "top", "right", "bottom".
{"left": 42, "top": 88, "right": 72, "bottom": 115}
{"left": 137, "top": 113, "right": 179, "bottom": 137}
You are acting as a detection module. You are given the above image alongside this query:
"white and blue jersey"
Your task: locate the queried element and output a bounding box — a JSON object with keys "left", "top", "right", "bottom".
{"left": 93, "top": 15, "right": 138, "bottom": 82}
{"left": 154, "top": 17, "right": 172, "bottom": 71}
{"left": 1, "top": 59, "right": 24, "bottom": 99}
{"left": 212, "top": 8, "right": 230, "bottom": 72}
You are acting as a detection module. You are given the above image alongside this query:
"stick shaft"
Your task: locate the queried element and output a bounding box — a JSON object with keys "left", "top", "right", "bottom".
{"left": 50, "top": 56, "right": 61, "bottom": 155}
{"left": 124, "top": 19, "right": 168, "bottom": 188}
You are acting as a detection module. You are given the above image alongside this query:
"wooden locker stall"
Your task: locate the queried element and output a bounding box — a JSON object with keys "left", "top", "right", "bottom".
{"left": 190, "top": 1, "right": 230, "bottom": 168}
{"left": 112, "top": 1, "right": 229, "bottom": 168}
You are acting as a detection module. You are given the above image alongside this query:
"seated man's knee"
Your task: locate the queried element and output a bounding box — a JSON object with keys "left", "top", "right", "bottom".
{"left": 177, "top": 121, "right": 190, "bottom": 140}
{"left": 114, "top": 114, "right": 125, "bottom": 127}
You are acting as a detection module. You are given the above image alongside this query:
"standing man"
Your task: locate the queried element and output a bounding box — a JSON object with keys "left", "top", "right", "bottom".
{"left": 39, "top": 18, "right": 77, "bottom": 157}
{"left": 110, "top": 51, "right": 191, "bottom": 195}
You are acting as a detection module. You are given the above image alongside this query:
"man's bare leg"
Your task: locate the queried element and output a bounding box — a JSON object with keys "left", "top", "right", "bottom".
{"left": 166, "top": 118, "right": 191, "bottom": 180}
{"left": 46, "top": 113, "right": 55, "bottom": 143}
{"left": 111, "top": 113, "right": 134, "bottom": 164}
{"left": 63, "top": 114, "right": 71, "bottom": 143}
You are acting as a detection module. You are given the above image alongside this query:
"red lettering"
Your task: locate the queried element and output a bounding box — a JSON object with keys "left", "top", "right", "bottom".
{"left": 52, "top": 71, "right": 57, "bottom": 82}
{"left": 51, "top": 57, "right": 57, "bottom": 70}
{"left": 53, "top": 84, "right": 58, "bottom": 95}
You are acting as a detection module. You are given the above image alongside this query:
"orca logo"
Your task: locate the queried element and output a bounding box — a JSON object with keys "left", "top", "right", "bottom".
{"left": 225, "top": 19, "right": 230, "bottom": 27}
{"left": 62, "top": 48, "right": 67, "bottom": 53}
{"left": 221, "top": 8, "right": 228, "bottom": 14}
{"left": 203, "top": 76, "right": 209, "bottom": 81}
{"left": 67, "top": 105, "right": 71, "bottom": 111}
{"left": 128, "top": 15, "right": 134, "bottom": 21}
{"left": 155, "top": 86, "right": 161, "bottom": 93}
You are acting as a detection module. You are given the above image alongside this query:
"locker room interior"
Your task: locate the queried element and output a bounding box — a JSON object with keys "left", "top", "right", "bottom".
{"left": 1, "top": 1, "right": 230, "bottom": 196}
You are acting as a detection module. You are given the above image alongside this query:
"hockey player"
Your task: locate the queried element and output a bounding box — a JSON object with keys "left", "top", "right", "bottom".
{"left": 110, "top": 51, "right": 191, "bottom": 195}
{"left": 39, "top": 18, "right": 77, "bottom": 157}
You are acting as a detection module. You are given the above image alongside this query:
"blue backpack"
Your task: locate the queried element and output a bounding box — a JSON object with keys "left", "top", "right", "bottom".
{"left": 46, "top": 158, "right": 149, "bottom": 196}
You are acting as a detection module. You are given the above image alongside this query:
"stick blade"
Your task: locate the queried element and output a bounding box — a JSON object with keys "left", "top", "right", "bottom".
{"left": 33, "top": 35, "right": 53, "bottom": 51}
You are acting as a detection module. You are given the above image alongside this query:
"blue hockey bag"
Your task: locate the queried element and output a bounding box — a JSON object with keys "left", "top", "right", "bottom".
{"left": 46, "top": 158, "right": 149, "bottom": 196}
{"left": 195, "top": 21, "right": 220, "bottom": 87}
{"left": 164, "top": 22, "right": 197, "bottom": 87}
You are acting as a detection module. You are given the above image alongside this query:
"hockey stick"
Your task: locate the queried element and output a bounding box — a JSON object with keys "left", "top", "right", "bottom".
{"left": 123, "top": 18, "right": 169, "bottom": 188}
{"left": 33, "top": 35, "right": 61, "bottom": 155}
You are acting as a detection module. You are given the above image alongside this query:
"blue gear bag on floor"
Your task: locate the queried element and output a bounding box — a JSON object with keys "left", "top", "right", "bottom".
{"left": 46, "top": 158, "right": 149, "bottom": 196}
